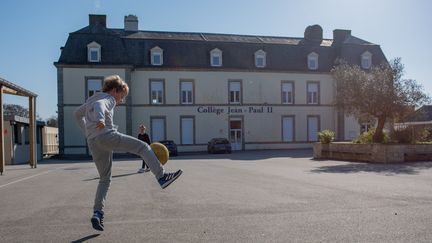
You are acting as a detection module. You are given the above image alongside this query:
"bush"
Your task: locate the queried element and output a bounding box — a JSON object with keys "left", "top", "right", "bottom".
{"left": 390, "top": 128, "right": 414, "bottom": 144}
{"left": 390, "top": 127, "right": 432, "bottom": 144}
{"left": 318, "top": 130, "right": 335, "bottom": 144}
{"left": 353, "top": 128, "right": 390, "bottom": 144}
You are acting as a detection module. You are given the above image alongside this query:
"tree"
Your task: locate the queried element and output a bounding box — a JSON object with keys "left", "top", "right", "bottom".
{"left": 3, "top": 104, "right": 29, "bottom": 117}
{"left": 331, "top": 58, "right": 430, "bottom": 143}
{"left": 46, "top": 115, "right": 58, "bottom": 127}
{"left": 3, "top": 103, "right": 42, "bottom": 120}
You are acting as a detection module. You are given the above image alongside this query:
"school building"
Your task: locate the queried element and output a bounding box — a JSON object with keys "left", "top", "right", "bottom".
{"left": 54, "top": 14, "right": 387, "bottom": 156}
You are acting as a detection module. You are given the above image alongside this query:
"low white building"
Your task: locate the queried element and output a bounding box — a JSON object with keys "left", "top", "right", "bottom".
{"left": 3, "top": 116, "right": 45, "bottom": 164}
{"left": 54, "top": 14, "right": 388, "bottom": 156}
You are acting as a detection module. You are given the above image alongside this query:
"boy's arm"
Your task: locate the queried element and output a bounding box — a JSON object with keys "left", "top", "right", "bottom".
{"left": 74, "top": 104, "right": 87, "bottom": 135}
{"left": 93, "top": 100, "right": 106, "bottom": 129}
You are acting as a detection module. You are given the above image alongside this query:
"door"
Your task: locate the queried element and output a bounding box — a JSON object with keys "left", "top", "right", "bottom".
{"left": 151, "top": 118, "right": 165, "bottom": 142}
{"left": 283, "top": 116, "right": 294, "bottom": 142}
{"left": 308, "top": 116, "right": 319, "bottom": 142}
{"left": 229, "top": 119, "right": 242, "bottom": 150}
{"left": 181, "top": 117, "right": 193, "bottom": 145}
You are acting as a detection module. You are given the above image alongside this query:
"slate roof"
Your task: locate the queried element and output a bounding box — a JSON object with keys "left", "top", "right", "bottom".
{"left": 56, "top": 18, "right": 388, "bottom": 72}
{"left": 405, "top": 106, "right": 432, "bottom": 122}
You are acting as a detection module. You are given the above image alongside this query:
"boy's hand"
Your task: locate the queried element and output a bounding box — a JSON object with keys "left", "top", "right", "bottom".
{"left": 96, "top": 121, "right": 105, "bottom": 129}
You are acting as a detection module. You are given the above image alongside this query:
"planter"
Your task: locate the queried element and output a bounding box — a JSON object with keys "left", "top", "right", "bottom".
{"left": 313, "top": 142, "right": 432, "bottom": 163}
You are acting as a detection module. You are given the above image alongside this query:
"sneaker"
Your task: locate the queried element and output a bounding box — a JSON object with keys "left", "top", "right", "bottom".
{"left": 138, "top": 167, "right": 151, "bottom": 173}
{"left": 91, "top": 210, "right": 104, "bottom": 231}
{"left": 158, "top": 169, "right": 183, "bottom": 189}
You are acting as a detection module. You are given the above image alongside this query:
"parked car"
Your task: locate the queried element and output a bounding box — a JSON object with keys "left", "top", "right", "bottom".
{"left": 158, "top": 140, "right": 178, "bottom": 156}
{"left": 207, "top": 138, "right": 232, "bottom": 154}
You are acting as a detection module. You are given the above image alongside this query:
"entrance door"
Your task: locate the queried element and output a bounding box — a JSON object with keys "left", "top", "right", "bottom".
{"left": 229, "top": 119, "right": 242, "bottom": 150}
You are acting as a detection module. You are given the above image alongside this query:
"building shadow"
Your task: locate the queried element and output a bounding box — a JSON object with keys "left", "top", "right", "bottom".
{"left": 310, "top": 160, "right": 432, "bottom": 175}
{"left": 71, "top": 233, "right": 100, "bottom": 243}
{"left": 83, "top": 172, "right": 138, "bottom": 181}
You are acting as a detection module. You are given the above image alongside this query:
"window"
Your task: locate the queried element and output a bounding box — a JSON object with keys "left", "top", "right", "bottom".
{"left": 181, "top": 117, "right": 194, "bottom": 145}
{"left": 150, "top": 80, "right": 164, "bottom": 104}
{"left": 282, "top": 116, "right": 295, "bottom": 142}
{"left": 24, "top": 126, "right": 29, "bottom": 144}
{"left": 255, "top": 50, "right": 266, "bottom": 68}
{"left": 281, "top": 81, "right": 294, "bottom": 104}
{"left": 307, "top": 52, "right": 318, "bottom": 70}
{"left": 361, "top": 51, "right": 372, "bottom": 69}
{"left": 307, "top": 82, "right": 319, "bottom": 104}
{"left": 151, "top": 46, "right": 163, "bottom": 66}
{"left": 180, "top": 81, "right": 193, "bottom": 104}
{"left": 87, "top": 41, "right": 101, "bottom": 62}
{"left": 87, "top": 79, "right": 102, "bottom": 98}
{"left": 13, "top": 124, "right": 22, "bottom": 145}
{"left": 229, "top": 81, "right": 241, "bottom": 104}
{"left": 210, "top": 48, "right": 222, "bottom": 67}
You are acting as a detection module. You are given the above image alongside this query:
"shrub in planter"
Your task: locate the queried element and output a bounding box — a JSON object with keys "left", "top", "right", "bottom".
{"left": 390, "top": 128, "right": 414, "bottom": 144}
{"left": 318, "top": 130, "right": 335, "bottom": 144}
{"left": 353, "top": 128, "right": 390, "bottom": 144}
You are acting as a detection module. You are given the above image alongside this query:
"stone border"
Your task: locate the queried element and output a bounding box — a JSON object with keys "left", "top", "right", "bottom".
{"left": 313, "top": 142, "right": 432, "bottom": 163}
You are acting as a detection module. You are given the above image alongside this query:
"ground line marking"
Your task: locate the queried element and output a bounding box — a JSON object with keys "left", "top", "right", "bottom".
{"left": 0, "top": 165, "right": 73, "bottom": 189}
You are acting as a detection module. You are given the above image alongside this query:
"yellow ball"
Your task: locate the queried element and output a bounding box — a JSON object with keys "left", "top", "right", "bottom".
{"left": 150, "top": 142, "right": 170, "bottom": 165}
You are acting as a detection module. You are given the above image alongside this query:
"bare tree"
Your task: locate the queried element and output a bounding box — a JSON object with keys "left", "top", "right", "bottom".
{"left": 331, "top": 58, "right": 430, "bottom": 143}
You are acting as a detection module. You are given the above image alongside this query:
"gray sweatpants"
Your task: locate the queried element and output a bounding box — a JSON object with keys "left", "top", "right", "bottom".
{"left": 87, "top": 131, "right": 165, "bottom": 212}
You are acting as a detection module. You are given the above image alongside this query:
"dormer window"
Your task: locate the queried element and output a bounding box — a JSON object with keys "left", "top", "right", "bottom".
{"left": 255, "top": 50, "right": 266, "bottom": 68}
{"left": 210, "top": 48, "right": 222, "bottom": 67}
{"left": 361, "top": 51, "right": 372, "bottom": 69}
{"left": 307, "top": 52, "right": 318, "bottom": 70}
{"left": 87, "top": 41, "right": 101, "bottom": 62}
{"left": 151, "top": 46, "right": 163, "bottom": 66}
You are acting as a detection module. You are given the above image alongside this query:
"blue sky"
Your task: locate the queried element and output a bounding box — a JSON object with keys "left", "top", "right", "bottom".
{"left": 1, "top": 0, "right": 431, "bottom": 120}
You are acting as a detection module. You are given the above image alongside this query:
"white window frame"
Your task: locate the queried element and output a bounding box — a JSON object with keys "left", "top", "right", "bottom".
{"left": 307, "top": 52, "right": 318, "bottom": 70}
{"left": 254, "top": 50, "right": 266, "bottom": 68}
{"left": 361, "top": 51, "right": 372, "bottom": 69}
{"left": 307, "top": 82, "right": 319, "bottom": 105}
{"left": 87, "top": 78, "right": 102, "bottom": 98}
{"left": 151, "top": 46, "right": 163, "bottom": 66}
{"left": 150, "top": 80, "right": 164, "bottom": 105}
{"left": 281, "top": 81, "right": 294, "bottom": 104}
{"left": 229, "top": 81, "right": 241, "bottom": 104}
{"left": 180, "top": 80, "right": 193, "bottom": 105}
{"left": 210, "top": 48, "right": 222, "bottom": 67}
{"left": 87, "top": 41, "right": 101, "bottom": 62}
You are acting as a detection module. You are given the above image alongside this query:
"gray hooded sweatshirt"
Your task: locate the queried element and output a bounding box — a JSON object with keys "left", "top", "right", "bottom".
{"left": 74, "top": 92, "right": 117, "bottom": 139}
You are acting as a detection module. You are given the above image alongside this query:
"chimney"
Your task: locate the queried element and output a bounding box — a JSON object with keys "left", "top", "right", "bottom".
{"left": 304, "top": 24, "right": 323, "bottom": 42}
{"left": 333, "top": 29, "right": 351, "bottom": 44}
{"left": 89, "top": 14, "right": 106, "bottom": 28}
{"left": 124, "top": 15, "right": 138, "bottom": 32}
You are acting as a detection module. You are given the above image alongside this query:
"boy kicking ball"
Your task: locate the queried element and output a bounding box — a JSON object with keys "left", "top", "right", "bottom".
{"left": 74, "top": 75, "right": 182, "bottom": 231}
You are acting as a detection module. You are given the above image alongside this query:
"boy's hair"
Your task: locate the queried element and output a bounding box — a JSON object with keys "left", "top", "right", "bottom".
{"left": 102, "top": 75, "right": 129, "bottom": 96}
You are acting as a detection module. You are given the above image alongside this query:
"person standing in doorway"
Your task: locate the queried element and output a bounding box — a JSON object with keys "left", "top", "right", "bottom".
{"left": 137, "top": 124, "right": 151, "bottom": 173}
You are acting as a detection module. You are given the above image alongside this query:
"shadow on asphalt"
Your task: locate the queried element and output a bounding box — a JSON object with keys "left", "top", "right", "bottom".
{"left": 178, "top": 149, "right": 313, "bottom": 161}
{"left": 83, "top": 172, "right": 138, "bottom": 181}
{"left": 310, "top": 161, "right": 432, "bottom": 175}
{"left": 39, "top": 149, "right": 314, "bottom": 164}
{"left": 71, "top": 233, "right": 100, "bottom": 243}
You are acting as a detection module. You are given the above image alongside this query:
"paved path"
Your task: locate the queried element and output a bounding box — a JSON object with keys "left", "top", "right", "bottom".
{"left": 1, "top": 149, "right": 432, "bottom": 242}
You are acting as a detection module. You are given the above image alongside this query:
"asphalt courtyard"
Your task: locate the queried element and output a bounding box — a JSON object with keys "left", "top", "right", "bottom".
{"left": 1, "top": 149, "right": 432, "bottom": 243}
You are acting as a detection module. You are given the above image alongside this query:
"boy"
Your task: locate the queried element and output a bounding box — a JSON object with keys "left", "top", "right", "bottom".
{"left": 137, "top": 124, "right": 151, "bottom": 173}
{"left": 74, "top": 75, "right": 182, "bottom": 231}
